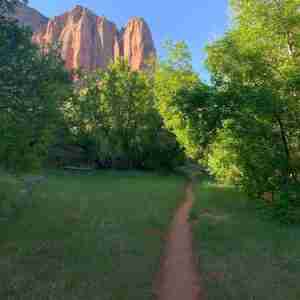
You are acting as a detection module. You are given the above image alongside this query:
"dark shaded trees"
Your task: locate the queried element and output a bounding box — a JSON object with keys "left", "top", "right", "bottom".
{"left": 0, "top": 6, "right": 71, "bottom": 170}
{"left": 65, "top": 60, "right": 184, "bottom": 170}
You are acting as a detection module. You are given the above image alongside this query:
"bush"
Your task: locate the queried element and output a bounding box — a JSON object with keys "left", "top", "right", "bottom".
{"left": 207, "top": 120, "right": 300, "bottom": 224}
{"left": 208, "top": 119, "right": 287, "bottom": 196}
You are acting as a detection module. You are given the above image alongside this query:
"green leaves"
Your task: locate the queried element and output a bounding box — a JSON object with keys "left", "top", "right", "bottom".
{"left": 0, "top": 0, "right": 28, "bottom": 16}
{"left": 154, "top": 3, "right": 300, "bottom": 223}
{"left": 154, "top": 41, "right": 204, "bottom": 159}
{"left": 0, "top": 17, "right": 71, "bottom": 171}
{"left": 66, "top": 59, "right": 184, "bottom": 170}
{"left": 203, "top": 0, "right": 300, "bottom": 222}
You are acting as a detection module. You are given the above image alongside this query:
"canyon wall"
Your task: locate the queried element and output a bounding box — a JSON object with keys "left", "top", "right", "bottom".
{"left": 16, "top": 4, "right": 156, "bottom": 71}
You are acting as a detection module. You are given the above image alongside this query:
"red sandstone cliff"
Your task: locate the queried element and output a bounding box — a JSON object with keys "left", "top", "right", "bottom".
{"left": 122, "top": 17, "right": 156, "bottom": 70}
{"left": 16, "top": 5, "right": 156, "bottom": 71}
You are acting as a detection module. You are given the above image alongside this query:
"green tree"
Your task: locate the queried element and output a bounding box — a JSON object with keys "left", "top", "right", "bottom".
{"left": 152, "top": 3, "right": 300, "bottom": 222}
{"left": 204, "top": 0, "right": 300, "bottom": 222}
{"left": 0, "top": 16, "right": 71, "bottom": 171}
{"left": 66, "top": 59, "right": 184, "bottom": 170}
{"left": 0, "top": 0, "right": 27, "bottom": 15}
{"left": 207, "top": 0, "right": 300, "bottom": 177}
{"left": 154, "top": 41, "right": 204, "bottom": 159}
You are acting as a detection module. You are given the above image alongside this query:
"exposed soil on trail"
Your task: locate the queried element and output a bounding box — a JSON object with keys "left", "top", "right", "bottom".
{"left": 154, "top": 181, "right": 204, "bottom": 300}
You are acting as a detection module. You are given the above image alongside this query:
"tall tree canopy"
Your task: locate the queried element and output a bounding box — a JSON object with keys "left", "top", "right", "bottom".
{"left": 205, "top": 0, "right": 300, "bottom": 223}
{"left": 0, "top": 0, "right": 27, "bottom": 15}
{"left": 0, "top": 2, "right": 71, "bottom": 171}
{"left": 154, "top": 1, "right": 300, "bottom": 223}
{"left": 154, "top": 41, "right": 205, "bottom": 159}
{"left": 65, "top": 60, "right": 184, "bottom": 170}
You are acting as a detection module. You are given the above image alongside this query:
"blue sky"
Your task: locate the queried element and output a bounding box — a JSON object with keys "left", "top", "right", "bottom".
{"left": 29, "top": 0, "right": 230, "bottom": 81}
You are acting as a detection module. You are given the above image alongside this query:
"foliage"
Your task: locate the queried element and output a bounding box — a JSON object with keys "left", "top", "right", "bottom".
{"left": 203, "top": 0, "right": 300, "bottom": 222}
{"left": 65, "top": 60, "right": 184, "bottom": 170}
{"left": 154, "top": 41, "right": 205, "bottom": 159}
{"left": 0, "top": 0, "right": 27, "bottom": 15}
{"left": 208, "top": 118, "right": 287, "bottom": 196}
{"left": 152, "top": 2, "right": 300, "bottom": 222}
{"left": 207, "top": 123, "right": 242, "bottom": 185}
{"left": 0, "top": 17, "right": 71, "bottom": 171}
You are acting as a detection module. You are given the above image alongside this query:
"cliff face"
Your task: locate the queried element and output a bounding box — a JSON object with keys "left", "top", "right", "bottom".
{"left": 122, "top": 17, "right": 156, "bottom": 70}
{"left": 33, "top": 6, "right": 120, "bottom": 70}
{"left": 20, "top": 5, "right": 156, "bottom": 71}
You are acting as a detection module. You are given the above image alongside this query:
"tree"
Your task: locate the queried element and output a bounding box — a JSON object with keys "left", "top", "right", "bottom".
{"left": 152, "top": 3, "right": 300, "bottom": 222}
{"left": 0, "top": 16, "right": 71, "bottom": 171}
{"left": 65, "top": 59, "right": 184, "bottom": 170}
{"left": 0, "top": 0, "right": 27, "bottom": 16}
{"left": 154, "top": 41, "right": 205, "bottom": 159}
{"left": 204, "top": 0, "right": 300, "bottom": 222}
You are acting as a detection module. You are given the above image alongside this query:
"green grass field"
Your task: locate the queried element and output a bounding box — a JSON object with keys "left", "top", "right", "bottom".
{"left": 0, "top": 170, "right": 184, "bottom": 300}
{"left": 191, "top": 180, "right": 300, "bottom": 300}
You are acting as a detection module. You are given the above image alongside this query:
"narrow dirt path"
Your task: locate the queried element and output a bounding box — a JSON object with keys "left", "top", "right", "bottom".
{"left": 155, "top": 180, "right": 204, "bottom": 300}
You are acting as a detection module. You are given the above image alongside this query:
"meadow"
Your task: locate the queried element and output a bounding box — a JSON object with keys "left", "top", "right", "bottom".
{"left": 191, "top": 180, "right": 300, "bottom": 300}
{"left": 0, "top": 170, "right": 184, "bottom": 300}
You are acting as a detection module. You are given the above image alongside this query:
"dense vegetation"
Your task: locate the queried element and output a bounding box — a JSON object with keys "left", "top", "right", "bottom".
{"left": 154, "top": 0, "right": 300, "bottom": 223}
{"left": 205, "top": 0, "right": 300, "bottom": 223}
{"left": 0, "top": 9, "right": 71, "bottom": 171}
{"left": 63, "top": 60, "right": 184, "bottom": 170}
{"left": 0, "top": 0, "right": 27, "bottom": 14}
{"left": 1, "top": 0, "right": 300, "bottom": 223}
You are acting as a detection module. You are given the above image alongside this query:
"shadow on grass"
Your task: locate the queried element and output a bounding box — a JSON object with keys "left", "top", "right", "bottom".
{"left": 191, "top": 179, "right": 300, "bottom": 300}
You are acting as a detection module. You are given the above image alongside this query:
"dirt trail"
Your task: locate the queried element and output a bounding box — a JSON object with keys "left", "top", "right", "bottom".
{"left": 155, "top": 180, "right": 204, "bottom": 300}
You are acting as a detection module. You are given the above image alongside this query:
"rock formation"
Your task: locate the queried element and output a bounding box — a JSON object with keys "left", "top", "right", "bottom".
{"left": 15, "top": 4, "right": 156, "bottom": 71}
{"left": 122, "top": 17, "right": 156, "bottom": 70}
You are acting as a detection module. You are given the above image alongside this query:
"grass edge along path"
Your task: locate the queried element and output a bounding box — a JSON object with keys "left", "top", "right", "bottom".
{"left": 190, "top": 180, "right": 300, "bottom": 300}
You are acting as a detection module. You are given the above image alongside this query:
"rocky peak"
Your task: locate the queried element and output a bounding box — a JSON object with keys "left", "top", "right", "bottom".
{"left": 17, "top": 5, "right": 156, "bottom": 71}
{"left": 68, "top": 5, "right": 95, "bottom": 22}
{"left": 122, "top": 17, "right": 156, "bottom": 70}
